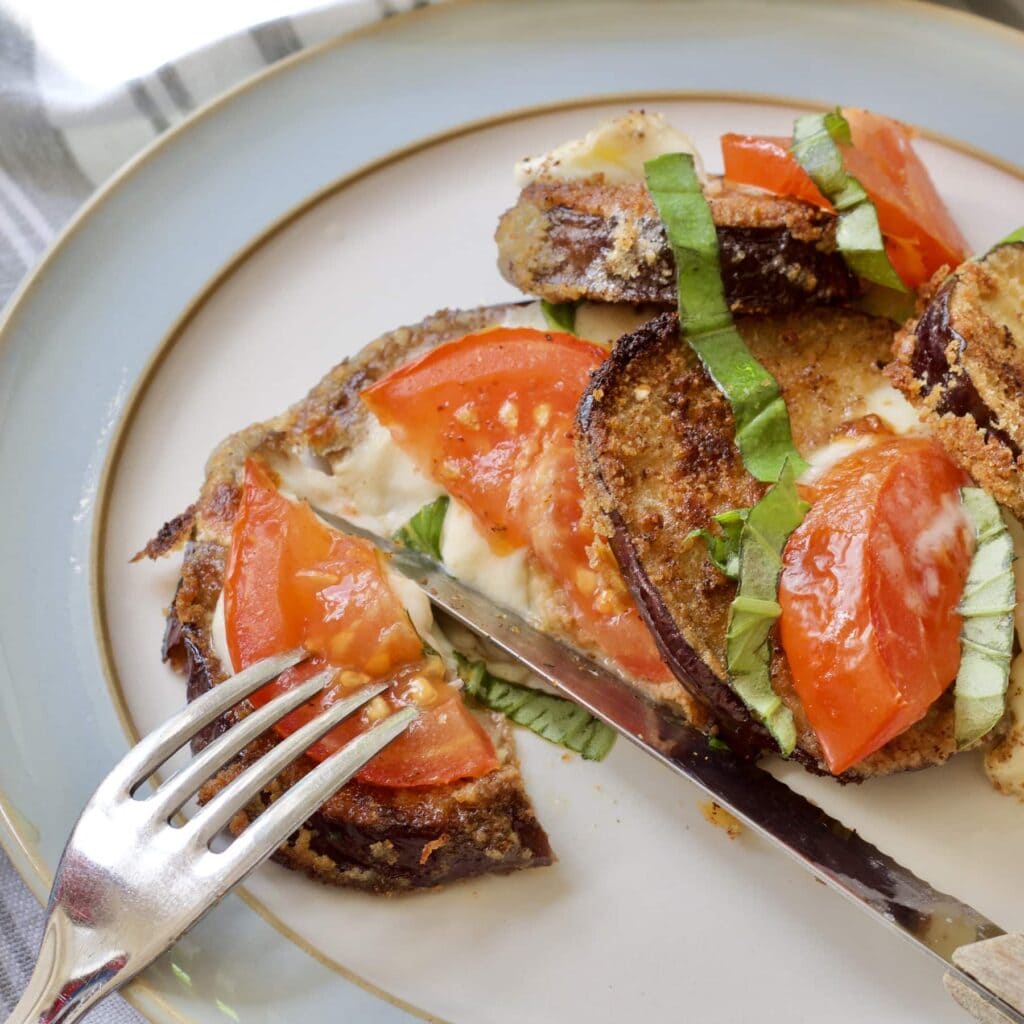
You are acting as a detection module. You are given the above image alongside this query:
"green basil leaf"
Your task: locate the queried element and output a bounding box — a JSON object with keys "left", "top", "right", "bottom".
{"left": 821, "top": 108, "right": 853, "bottom": 146}
{"left": 954, "top": 488, "right": 1015, "bottom": 749}
{"left": 854, "top": 282, "right": 917, "bottom": 324}
{"left": 834, "top": 194, "right": 907, "bottom": 292}
{"left": 725, "top": 460, "right": 809, "bottom": 755}
{"left": 456, "top": 653, "right": 616, "bottom": 761}
{"left": 540, "top": 298, "right": 579, "bottom": 334}
{"left": 688, "top": 507, "right": 749, "bottom": 579}
{"left": 644, "top": 153, "right": 731, "bottom": 335}
{"left": 791, "top": 110, "right": 908, "bottom": 293}
{"left": 998, "top": 225, "right": 1024, "bottom": 246}
{"left": 644, "top": 153, "right": 808, "bottom": 482}
{"left": 393, "top": 495, "right": 449, "bottom": 561}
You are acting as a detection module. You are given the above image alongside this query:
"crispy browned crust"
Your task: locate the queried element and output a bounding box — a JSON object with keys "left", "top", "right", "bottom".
{"left": 133, "top": 505, "right": 195, "bottom": 562}
{"left": 887, "top": 243, "right": 1024, "bottom": 520}
{"left": 154, "top": 304, "right": 554, "bottom": 893}
{"left": 576, "top": 310, "right": 961, "bottom": 780}
{"left": 495, "top": 178, "right": 859, "bottom": 311}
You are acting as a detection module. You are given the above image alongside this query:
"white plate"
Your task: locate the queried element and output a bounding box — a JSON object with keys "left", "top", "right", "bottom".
{"left": 3, "top": 4, "right": 1024, "bottom": 1024}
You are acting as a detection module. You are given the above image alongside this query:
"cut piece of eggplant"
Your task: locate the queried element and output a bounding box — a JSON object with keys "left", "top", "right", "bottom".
{"left": 888, "top": 241, "right": 1024, "bottom": 519}
{"left": 496, "top": 178, "right": 859, "bottom": 312}
{"left": 576, "top": 308, "right": 959, "bottom": 779}
{"left": 151, "top": 303, "right": 555, "bottom": 893}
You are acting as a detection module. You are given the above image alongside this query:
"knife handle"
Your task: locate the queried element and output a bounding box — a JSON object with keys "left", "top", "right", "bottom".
{"left": 945, "top": 935, "right": 1024, "bottom": 1022}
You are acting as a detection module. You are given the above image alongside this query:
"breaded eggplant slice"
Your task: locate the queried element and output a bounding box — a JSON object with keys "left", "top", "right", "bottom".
{"left": 148, "top": 305, "right": 553, "bottom": 893}
{"left": 577, "top": 310, "right": 959, "bottom": 780}
{"left": 888, "top": 241, "right": 1024, "bottom": 519}
{"left": 496, "top": 178, "right": 859, "bottom": 312}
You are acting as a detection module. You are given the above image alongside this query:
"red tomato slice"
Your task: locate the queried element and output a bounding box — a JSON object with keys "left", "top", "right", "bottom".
{"left": 223, "top": 459, "right": 499, "bottom": 787}
{"left": 842, "top": 109, "right": 969, "bottom": 281}
{"left": 720, "top": 110, "right": 969, "bottom": 288}
{"left": 778, "top": 437, "right": 972, "bottom": 774}
{"left": 721, "top": 133, "right": 830, "bottom": 209}
{"left": 362, "top": 327, "right": 672, "bottom": 682}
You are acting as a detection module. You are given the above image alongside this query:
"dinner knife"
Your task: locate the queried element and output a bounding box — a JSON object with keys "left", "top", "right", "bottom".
{"left": 314, "top": 506, "right": 1024, "bottom": 1023}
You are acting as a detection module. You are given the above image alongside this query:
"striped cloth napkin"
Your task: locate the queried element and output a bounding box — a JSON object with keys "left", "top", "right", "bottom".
{"left": 0, "top": 0, "right": 435, "bottom": 305}
{"left": 0, "top": 0, "right": 1019, "bottom": 1021}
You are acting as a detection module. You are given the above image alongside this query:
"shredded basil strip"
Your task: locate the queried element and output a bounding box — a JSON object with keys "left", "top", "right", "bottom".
{"left": 456, "top": 653, "right": 616, "bottom": 761}
{"left": 393, "top": 495, "right": 449, "bottom": 561}
{"left": 853, "top": 283, "right": 916, "bottom": 324}
{"left": 688, "top": 507, "right": 749, "bottom": 580}
{"left": 790, "top": 110, "right": 907, "bottom": 293}
{"left": 540, "top": 299, "right": 579, "bottom": 334}
{"left": 998, "top": 225, "right": 1024, "bottom": 246}
{"left": 645, "top": 153, "right": 808, "bottom": 482}
{"left": 725, "top": 461, "right": 809, "bottom": 755}
{"left": 954, "top": 488, "right": 1016, "bottom": 749}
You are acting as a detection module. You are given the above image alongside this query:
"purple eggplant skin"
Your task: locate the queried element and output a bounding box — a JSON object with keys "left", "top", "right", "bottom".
{"left": 603, "top": 504, "right": 779, "bottom": 763}
{"left": 887, "top": 241, "right": 1024, "bottom": 520}
{"left": 576, "top": 316, "right": 809, "bottom": 768}
{"left": 496, "top": 179, "right": 860, "bottom": 313}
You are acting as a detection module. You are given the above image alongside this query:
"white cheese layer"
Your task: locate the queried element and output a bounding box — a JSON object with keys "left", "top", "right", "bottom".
{"left": 862, "top": 382, "right": 922, "bottom": 434}
{"left": 270, "top": 419, "right": 442, "bottom": 538}
{"left": 574, "top": 302, "right": 658, "bottom": 346}
{"left": 515, "top": 111, "right": 706, "bottom": 188}
{"left": 211, "top": 592, "right": 230, "bottom": 671}
{"left": 799, "top": 381, "right": 923, "bottom": 482}
{"left": 439, "top": 497, "right": 531, "bottom": 616}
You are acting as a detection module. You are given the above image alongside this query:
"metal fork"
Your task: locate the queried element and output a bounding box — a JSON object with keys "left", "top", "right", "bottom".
{"left": 6, "top": 649, "right": 417, "bottom": 1024}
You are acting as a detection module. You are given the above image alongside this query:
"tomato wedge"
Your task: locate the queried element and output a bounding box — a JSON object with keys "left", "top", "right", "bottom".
{"left": 721, "top": 109, "right": 969, "bottom": 288}
{"left": 223, "top": 459, "right": 499, "bottom": 787}
{"left": 778, "top": 437, "right": 973, "bottom": 774}
{"left": 362, "top": 327, "right": 672, "bottom": 682}
{"left": 721, "top": 133, "right": 830, "bottom": 209}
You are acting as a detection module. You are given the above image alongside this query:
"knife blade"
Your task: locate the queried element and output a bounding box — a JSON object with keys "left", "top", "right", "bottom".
{"left": 315, "top": 505, "right": 1021, "bottom": 1022}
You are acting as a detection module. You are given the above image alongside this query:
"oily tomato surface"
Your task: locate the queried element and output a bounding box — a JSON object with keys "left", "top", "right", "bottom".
{"left": 223, "top": 459, "right": 499, "bottom": 787}
{"left": 362, "top": 327, "right": 672, "bottom": 682}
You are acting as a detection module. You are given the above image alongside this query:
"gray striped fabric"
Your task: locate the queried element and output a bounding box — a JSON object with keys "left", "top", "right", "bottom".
{"left": 0, "top": 0, "right": 433, "bottom": 304}
{"left": 0, "top": 0, "right": 1019, "bottom": 1021}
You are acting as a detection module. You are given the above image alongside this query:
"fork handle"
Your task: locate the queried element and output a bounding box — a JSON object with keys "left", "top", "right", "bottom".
{"left": 6, "top": 911, "right": 131, "bottom": 1024}
{"left": 945, "top": 935, "right": 1024, "bottom": 1023}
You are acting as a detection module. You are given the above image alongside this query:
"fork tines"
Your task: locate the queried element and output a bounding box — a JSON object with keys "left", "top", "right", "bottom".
{"left": 103, "top": 649, "right": 417, "bottom": 881}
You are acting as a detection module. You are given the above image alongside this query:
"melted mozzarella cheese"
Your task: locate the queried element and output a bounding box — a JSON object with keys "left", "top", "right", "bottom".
{"left": 515, "top": 111, "right": 706, "bottom": 188}
{"left": 439, "top": 497, "right": 532, "bottom": 617}
{"left": 270, "top": 419, "right": 442, "bottom": 538}
{"left": 493, "top": 302, "right": 549, "bottom": 332}
{"left": 862, "top": 382, "right": 922, "bottom": 434}
{"left": 574, "top": 302, "right": 658, "bottom": 346}
{"left": 799, "top": 434, "right": 874, "bottom": 484}
{"left": 211, "top": 593, "right": 231, "bottom": 672}
{"left": 796, "top": 379, "right": 1024, "bottom": 797}
{"left": 799, "top": 381, "right": 923, "bottom": 482}
{"left": 385, "top": 569, "right": 436, "bottom": 646}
